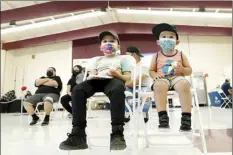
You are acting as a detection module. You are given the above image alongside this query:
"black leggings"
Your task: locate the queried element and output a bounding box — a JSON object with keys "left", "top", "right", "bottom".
{"left": 72, "top": 78, "right": 125, "bottom": 128}
{"left": 60, "top": 94, "right": 72, "bottom": 114}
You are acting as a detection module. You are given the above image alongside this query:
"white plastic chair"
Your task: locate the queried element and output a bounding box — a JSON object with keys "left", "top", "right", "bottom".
{"left": 130, "top": 65, "right": 207, "bottom": 155}
{"left": 216, "top": 88, "right": 232, "bottom": 108}
{"left": 27, "top": 101, "right": 59, "bottom": 122}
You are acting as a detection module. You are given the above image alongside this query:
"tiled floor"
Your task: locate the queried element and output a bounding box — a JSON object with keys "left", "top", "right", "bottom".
{"left": 1, "top": 107, "right": 232, "bottom": 155}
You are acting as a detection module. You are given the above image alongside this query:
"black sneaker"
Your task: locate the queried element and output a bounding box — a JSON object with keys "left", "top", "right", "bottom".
{"left": 110, "top": 125, "right": 127, "bottom": 151}
{"left": 59, "top": 128, "right": 88, "bottom": 150}
{"left": 158, "top": 114, "right": 170, "bottom": 129}
{"left": 180, "top": 115, "right": 192, "bottom": 132}
{"left": 29, "top": 117, "right": 40, "bottom": 126}
{"left": 41, "top": 120, "right": 49, "bottom": 126}
{"left": 124, "top": 116, "right": 130, "bottom": 123}
{"left": 143, "top": 112, "right": 149, "bottom": 123}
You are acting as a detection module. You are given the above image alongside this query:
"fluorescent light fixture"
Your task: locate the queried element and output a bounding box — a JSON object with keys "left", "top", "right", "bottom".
{"left": 1, "top": 11, "right": 105, "bottom": 35}
{"left": 117, "top": 9, "right": 231, "bottom": 18}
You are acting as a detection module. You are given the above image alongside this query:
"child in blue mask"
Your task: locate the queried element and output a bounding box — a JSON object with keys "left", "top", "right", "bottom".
{"left": 149, "top": 23, "right": 193, "bottom": 131}
{"left": 59, "top": 31, "right": 134, "bottom": 151}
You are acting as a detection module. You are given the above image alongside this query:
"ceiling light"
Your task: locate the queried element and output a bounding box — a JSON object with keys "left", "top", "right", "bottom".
{"left": 117, "top": 9, "right": 231, "bottom": 18}
{"left": 1, "top": 11, "right": 105, "bottom": 35}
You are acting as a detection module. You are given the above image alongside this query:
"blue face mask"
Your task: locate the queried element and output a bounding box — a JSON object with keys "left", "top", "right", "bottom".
{"left": 159, "top": 38, "right": 176, "bottom": 52}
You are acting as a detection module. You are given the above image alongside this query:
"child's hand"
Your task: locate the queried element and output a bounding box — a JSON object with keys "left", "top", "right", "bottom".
{"left": 153, "top": 73, "right": 164, "bottom": 81}
{"left": 174, "top": 62, "right": 184, "bottom": 74}
{"left": 107, "top": 69, "right": 121, "bottom": 77}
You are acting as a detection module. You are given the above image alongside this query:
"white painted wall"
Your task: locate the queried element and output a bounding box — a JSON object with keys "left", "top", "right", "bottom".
{"left": 178, "top": 35, "right": 232, "bottom": 91}
{"left": 1, "top": 50, "right": 6, "bottom": 95}
{"left": 3, "top": 41, "right": 72, "bottom": 97}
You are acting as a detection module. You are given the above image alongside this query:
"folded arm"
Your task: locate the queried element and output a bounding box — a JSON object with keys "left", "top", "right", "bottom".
{"left": 35, "top": 78, "right": 50, "bottom": 87}
{"left": 43, "top": 79, "right": 58, "bottom": 88}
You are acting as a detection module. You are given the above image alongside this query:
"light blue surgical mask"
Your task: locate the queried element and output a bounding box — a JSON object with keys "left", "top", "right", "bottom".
{"left": 159, "top": 38, "right": 176, "bottom": 52}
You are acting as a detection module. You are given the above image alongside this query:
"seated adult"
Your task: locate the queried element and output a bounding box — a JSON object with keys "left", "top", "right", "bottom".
{"left": 125, "top": 46, "right": 153, "bottom": 123}
{"left": 221, "top": 78, "right": 232, "bottom": 99}
{"left": 60, "top": 65, "right": 84, "bottom": 116}
{"left": 23, "top": 67, "right": 62, "bottom": 126}
{"left": 221, "top": 78, "right": 232, "bottom": 108}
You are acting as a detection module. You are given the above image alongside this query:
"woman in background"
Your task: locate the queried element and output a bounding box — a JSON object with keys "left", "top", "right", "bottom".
{"left": 60, "top": 65, "right": 84, "bottom": 116}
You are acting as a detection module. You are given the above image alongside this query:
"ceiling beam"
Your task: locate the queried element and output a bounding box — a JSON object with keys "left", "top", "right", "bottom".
{"left": 33, "top": 1, "right": 39, "bottom": 5}
{"left": 2, "top": 22, "right": 232, "bottom": 51}
{"left": 1, "top": 1, "right": 232, "bottom": 24}
{"left": 3, "top": 1, "right": 15, "bottom": 9}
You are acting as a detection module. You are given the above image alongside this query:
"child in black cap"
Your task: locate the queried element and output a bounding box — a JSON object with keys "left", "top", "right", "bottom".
{"left": 150, "top": 23, "right": 193, "bottom": 131}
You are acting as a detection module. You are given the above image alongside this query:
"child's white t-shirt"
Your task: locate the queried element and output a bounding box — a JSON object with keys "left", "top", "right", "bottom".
{"left": 88, "top": 55, "right": 135, "bottom": 78}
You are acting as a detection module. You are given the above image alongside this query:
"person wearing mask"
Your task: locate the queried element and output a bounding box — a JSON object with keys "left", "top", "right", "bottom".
{"left": 23, "top": 67, "right": 62, "bottom": 126}
{"left": 125, "top": 46, "right": 153, "bottom": 123}
{"left": 60, "top": 65, "right": 84, "bottom": 116}
{"left": 150, "top": 23, "right": 193, "bottom": 131}
{"left": 59, "top": 31, "right": 134, "bottom": 151}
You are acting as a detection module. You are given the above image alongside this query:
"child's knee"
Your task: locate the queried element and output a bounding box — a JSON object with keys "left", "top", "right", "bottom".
{"left": 175, "top": 80, "right": 190, "bottom": 92}
{"left": 153, "top": 81, "right": 169, "bottom": 92}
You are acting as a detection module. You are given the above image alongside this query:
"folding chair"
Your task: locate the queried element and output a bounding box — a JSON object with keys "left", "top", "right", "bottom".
{"left": 83, "top": 68, "right": 110, "bottom": 119}
{"left": 216, "top": 88, "right": 232, "bottom": 108}
{"left": 130, "top": 65, "right": 207, "bottom": 155}
{"left": 27, "top": 101, "right": 59, "bottom": 122}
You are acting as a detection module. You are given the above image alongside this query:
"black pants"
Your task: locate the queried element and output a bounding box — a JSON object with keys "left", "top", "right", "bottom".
{"left": 72, "top": 78, "right": 125, "bottom": 129}
{"left": 60, "top": 94, "right": 72, "bottom": 114}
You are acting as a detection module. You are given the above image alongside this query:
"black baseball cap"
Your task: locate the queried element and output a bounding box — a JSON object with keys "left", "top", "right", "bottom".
{"left": 152, "top": 23, "right": 179, "bottom": 40}
{"left": 126, "top": 46, "right": 144, "bottom": 57}
{"left": 98, "top": 31, "right": 120, "bottom": 44}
